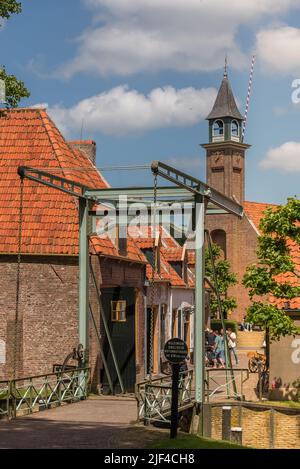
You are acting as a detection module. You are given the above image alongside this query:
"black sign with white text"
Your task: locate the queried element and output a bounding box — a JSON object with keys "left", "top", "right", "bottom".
{"left": 164, "top": 338, "right": 188, "bottom": 364}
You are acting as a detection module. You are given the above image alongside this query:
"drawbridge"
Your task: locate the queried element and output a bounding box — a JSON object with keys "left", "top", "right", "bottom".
{"left": 14, "top": 161, "right": 244, "bottom": 429}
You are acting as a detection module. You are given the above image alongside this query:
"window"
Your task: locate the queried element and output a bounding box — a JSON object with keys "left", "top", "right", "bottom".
{"left": 111, "top": 300, "right": 127, "bottom": 322}
{"left": 213, "top": 120, "right": 224, "bottom": 137}
{"left": 231, "top": 120, "right": 239, "bottom": 140}
{"left": 211, "top": 229, "right": 227, "bottom": 259}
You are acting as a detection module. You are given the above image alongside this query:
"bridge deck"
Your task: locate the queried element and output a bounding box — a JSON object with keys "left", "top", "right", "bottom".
{"left": 0, "top": 395, "right": 163, "bottom": 449}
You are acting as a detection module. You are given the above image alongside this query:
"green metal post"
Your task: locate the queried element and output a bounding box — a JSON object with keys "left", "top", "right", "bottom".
{"left": 194, "top": 195, "right": 205, "bottom": 407}
{"left": 79, "top": 198, "right": 89, "bottom": 371}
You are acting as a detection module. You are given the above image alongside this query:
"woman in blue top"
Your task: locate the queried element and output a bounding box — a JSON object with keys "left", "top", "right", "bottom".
{"left": 214, "top": 329, "right": 225, "bottom": 368}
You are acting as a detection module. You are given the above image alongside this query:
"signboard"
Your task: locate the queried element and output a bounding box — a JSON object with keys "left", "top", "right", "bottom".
{"left": 164, "top": 338, "right": 188, "bottom": 365}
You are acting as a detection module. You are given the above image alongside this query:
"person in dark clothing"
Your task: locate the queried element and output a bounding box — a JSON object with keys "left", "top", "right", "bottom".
{"left": 205, "top": 328, "right": 217, "bottom": 367}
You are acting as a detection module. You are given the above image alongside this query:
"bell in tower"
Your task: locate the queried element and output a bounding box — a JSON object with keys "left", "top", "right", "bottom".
{"left": 202, "top": 63, "right": 251, "bottom": 205}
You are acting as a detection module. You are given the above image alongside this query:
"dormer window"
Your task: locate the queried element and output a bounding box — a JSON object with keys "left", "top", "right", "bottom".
{"left": 212, "top": 120, "right": 224, "bottom": 142}
{"left": 231, "top": 120, "right": 239, "bottom": 141}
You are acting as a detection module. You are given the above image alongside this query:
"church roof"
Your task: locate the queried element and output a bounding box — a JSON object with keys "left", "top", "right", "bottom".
{"left": 206, "top": 74, "right": 244, "bottom": 121}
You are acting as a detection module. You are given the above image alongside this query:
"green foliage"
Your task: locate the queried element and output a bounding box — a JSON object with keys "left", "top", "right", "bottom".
{"left": 0, "top": 67, "right": 30, "bottom": 108}
{"left": 0, "top": 3, "right": 30, "bottom": 108}
{"left": 210, "top": 319, "right": 238, "bottom": 334}
{"left": 205, "top": 243, "right": 237, "bottom": 317}
{"left": 246, "top": 302, "right": 298, "bottom": 341}
{"left": 243, "top": 197, "right": 300, "bottom": 340}
{"left": 292, "top": 378, "right": 300, "bottom": 402}
{"left": 0, "top": 0, "right": 21, "bottom": 20}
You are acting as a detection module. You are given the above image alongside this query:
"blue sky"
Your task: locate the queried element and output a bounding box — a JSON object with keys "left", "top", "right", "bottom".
{"left": 2, "top": 0, "right": 300, "bottom": 203}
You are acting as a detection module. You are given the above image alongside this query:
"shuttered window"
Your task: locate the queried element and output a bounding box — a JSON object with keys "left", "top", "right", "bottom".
{"left": 111, "top": 300, "right": 127, "bottom": 322}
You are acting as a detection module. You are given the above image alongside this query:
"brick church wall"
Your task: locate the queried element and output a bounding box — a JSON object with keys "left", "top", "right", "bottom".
{"left": 206, "top": 214, "right": 259, "bottom": 323}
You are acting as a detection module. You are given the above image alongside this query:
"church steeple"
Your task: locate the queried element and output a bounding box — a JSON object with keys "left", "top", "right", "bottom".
{"left": 206, "top": 68, "right": 244, "bottom": 144}
{"left": 202, "top": 67, "right": 251, "bottom": 204}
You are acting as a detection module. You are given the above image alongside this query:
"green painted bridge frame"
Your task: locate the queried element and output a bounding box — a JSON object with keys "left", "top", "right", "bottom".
{"left": 18, "top": 162, "right": 244, "bottom": 408}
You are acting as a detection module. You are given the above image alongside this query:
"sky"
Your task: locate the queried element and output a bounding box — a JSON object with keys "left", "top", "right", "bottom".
{"left": 1, "top": 0, "right": 300, "bottom": 203}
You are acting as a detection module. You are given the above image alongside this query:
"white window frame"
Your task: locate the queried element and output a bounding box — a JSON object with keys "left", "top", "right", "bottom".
{"left": 212, "top": 119, "right": 225, "bottom": 142}
{"left": 231, "top": 119, "right": 240, "bottom": 142}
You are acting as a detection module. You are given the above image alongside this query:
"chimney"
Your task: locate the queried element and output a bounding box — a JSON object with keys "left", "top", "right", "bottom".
{"left": 69, "top": 140, "right": 96, "bottom": 165}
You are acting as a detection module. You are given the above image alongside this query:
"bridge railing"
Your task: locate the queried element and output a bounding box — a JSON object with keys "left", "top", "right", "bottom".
{"left": 205, "top": 368, "right": 249, "bottom": 402}
{"left": 0, "top": 367, "right": 90, "bottom": 419}
{"left": 135, "top": 369, "right": 194, "bottom": 424}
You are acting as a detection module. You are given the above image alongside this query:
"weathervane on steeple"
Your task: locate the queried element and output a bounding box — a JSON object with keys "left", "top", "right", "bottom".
{"left": 224, "top": 55, "right": 228, "bottom": 78}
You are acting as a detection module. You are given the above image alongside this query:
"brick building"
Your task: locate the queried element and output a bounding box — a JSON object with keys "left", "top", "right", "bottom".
{"left": 0, "top": 108, "right": 149, "bottom": 393}
{"left": 0, "top": 108, "right": 196, "bottom": 393}
{"left": 132, "top": 226, "right": 195, "bottom": 374}
{"left": 202, "top": 70, "right": 300, "bottom": 323}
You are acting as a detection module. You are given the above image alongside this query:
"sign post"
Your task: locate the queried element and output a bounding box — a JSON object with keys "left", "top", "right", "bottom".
{"left": 164, "top": 338, "right": 188, "bottom": 439}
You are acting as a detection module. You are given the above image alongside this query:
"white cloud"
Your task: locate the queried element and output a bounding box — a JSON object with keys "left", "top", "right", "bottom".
{"left": 256, "top": 26, "right": 300, "bottom": 75}
{"left": 58, "top": 0, "right": 299, "bottom": 78}
{"left": 46, "top": 85, "right": 216, "bottom": 137}
{"left": 261, "top": 141, "right": 300, "bottom": 172}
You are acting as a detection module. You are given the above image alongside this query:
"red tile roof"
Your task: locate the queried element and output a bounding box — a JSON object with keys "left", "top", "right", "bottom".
{"left": 90, "top": 233, "right": 146, "bottom": 263}
{"left": 128, "top": 225, "right": 192, "bottom": 287}
{"left": 0, "top": 108, "right": 144, "bottom": 263}
{"left": 244, "top": 200, "right": 300, "bottom": 310}
{"left": 244, "top": 201, "right": 278, "bottom": 233}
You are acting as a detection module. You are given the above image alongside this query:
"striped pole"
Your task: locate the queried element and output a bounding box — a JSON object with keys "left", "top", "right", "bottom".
{"left": 242, "top": 55, "right": 256, "bottom": 141}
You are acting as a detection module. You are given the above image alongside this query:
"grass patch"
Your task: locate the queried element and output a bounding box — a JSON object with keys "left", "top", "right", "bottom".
{"left": 258, "top": 400, "right": 300, "bottom": 409}
{"left": 148, "top": 433, "right": 249, "bottom": 449}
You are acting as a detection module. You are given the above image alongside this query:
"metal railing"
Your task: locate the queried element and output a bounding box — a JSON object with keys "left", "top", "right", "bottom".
{"left": 0, "top": 368, "right": 90, "bottom": 419}
{"left": 205, "top": 368, "right": 249, "bottom": 402}
{"left": 135, "top": 370, "right": 194, "bottom": 424}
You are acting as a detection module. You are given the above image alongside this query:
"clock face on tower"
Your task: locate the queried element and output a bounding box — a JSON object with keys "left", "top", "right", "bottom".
{"left": 211, "top": 152, "right": 224, "bottom": 167}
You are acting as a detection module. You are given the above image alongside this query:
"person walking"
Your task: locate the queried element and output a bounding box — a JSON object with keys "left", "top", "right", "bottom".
{"left": 227, "top": 328, "right": 239, "bottom": 365}
{"left": 215, "top": 329, "right": 225, "bottom": 368}
{"left": 205, "top": 328, "right": 217, "bottom": 368}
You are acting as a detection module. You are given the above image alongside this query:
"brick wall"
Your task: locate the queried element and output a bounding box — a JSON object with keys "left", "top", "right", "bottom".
{"left": 209, "top": 403, "right": 300, "bottom": 449}
{"left": 0, "top": 256, "right": 80, "bottom": 380}
{"left": 206, "top": 214, "right": 258, "bottom": 323}
{"left": 0, "top": 255, "right": 146, "bottom": 388}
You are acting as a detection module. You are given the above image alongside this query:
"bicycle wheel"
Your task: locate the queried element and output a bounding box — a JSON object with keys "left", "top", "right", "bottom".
{"left": 248, "top": 358, "right": 258, "bottom": 373}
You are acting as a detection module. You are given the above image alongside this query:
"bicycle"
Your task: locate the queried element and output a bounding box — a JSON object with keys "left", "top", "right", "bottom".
{"left": 247, "top": 351, "right": 267, "bottom": 373}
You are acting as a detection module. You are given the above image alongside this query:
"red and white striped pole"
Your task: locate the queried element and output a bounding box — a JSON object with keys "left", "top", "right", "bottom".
{"left": 242, "top": 55, "right": 256, "bottom": 142}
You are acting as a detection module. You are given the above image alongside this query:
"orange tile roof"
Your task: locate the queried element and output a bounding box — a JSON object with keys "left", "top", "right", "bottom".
{"left": 244, "top": 201, "right": 278, "bottom": 233}
{"left": 0, "top": 108, "right": 144, "bottom": 263}
{"left": 244, "top": 200, "right": 300, "bottom": 310}
{"left": 187, "top": 250, "right": 195, "bottom": 265}
{"left": 68, "top": 140, "right": 96, "bottom": 145}
{"left": 90, "top": 233, "right": 146, "bottom": 263}
{"left": 128, "top": 225, "right": 191, "bottom": 287}
{"left": 145, "top": 252, "right": 186, "bottom": 287}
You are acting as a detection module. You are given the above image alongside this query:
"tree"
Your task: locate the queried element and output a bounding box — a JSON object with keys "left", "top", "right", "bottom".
{"left": 243, "top": 197, "right": 300, "bottom": 341}
{"left": 0, "top": 67, "right": 30, "bottom": 108}
{"left": 205, "top": 243, "right": 237, "bottom": 318}
{"left": 0, "top": 1, "right": 22, "bottom": 19}
{"left": 0, "top": 1, "right": 30, "bottom": 107}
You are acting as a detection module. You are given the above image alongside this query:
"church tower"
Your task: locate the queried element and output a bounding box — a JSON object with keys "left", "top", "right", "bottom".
{"left": 202, "top": 68, "right": 250, "bottom": 205}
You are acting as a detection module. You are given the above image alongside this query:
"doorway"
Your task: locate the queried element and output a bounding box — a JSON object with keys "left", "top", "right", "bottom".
{"left": 146, "top": 306, "right": 159, "bottom": 374}
{"left": 101, "top": 287, "right": 136, "bottom": 393}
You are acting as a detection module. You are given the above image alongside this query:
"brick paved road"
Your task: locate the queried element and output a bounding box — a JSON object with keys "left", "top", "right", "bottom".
{"left": 0, "top": 396, "right": 165, "bottom": 449}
